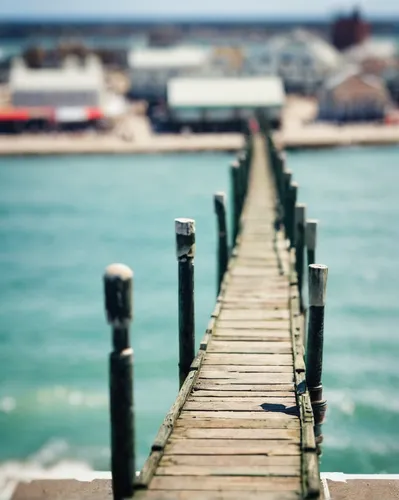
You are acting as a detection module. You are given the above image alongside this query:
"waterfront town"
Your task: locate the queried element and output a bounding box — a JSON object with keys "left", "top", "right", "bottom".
{"left": 0, "top": 8, "right": 399, "bottom": 152}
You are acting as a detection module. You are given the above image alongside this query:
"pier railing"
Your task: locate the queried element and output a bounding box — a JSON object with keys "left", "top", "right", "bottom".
{"left": 103, "top": 122, "right": 328, "bottom": 499}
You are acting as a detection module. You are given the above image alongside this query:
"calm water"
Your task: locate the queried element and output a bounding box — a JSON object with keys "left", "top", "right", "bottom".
{"left": 0, "top": 146, "right": 399, "bottom": 479}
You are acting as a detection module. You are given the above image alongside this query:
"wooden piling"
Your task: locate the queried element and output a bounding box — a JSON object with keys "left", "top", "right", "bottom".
{"left": 175, "top": 218, "right": 196, "bottom": 389}
{"left": 237, "top": 152, "right": 247, "bottom": 211}
{"left": 214, "top": 192, "right": 229, "bottom": 296}
{"left": 104, "top": 263, "right": 135, "bottom": 500}
{"left": 287, "top": 181, "right": 298, "bottom": 248}
{"left": 295, "top": 203, "right": 306, "bottom": 311}
{"left": 283, "top": 170, "right": 292, "bottom": 241}
{"left": 306, "top": 264, "right": 328, "bottom": 454}
{"left": 230, "top": 160, "right": 241, "bottom": 244}
{"left": 306, "top": 219, "right": 318, "bottom": 266}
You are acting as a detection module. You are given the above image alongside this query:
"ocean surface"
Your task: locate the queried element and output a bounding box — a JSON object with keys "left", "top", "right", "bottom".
{"left": 1, "top": 146, "right": 399, "bottom": 481}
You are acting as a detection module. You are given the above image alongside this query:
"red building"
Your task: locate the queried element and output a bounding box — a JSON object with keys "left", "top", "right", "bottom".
{"left": 331, "top": 8, "right": 370, "bottom": 51}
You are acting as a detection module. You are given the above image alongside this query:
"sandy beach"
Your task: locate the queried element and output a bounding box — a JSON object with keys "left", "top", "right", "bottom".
{"left": 0, "top": 97, "right": 398, "bottom": 155}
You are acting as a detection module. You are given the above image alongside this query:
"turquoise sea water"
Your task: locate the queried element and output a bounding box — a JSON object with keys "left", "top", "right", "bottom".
{"left": 0, "top": 153, "right": 231, "bottom": 475}
{"left": 1, "top": 146, "right": 399, "bottom": 478}
{"left": 288, "top": 145, "right": 399, "bottom": 474}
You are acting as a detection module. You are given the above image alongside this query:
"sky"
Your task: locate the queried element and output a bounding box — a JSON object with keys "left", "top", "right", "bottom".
{"left": 1, "top": 0, "right": 398, "bottom": 19}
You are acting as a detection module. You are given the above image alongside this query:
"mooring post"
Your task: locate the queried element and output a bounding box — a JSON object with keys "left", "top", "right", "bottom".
{"left": 306, "top": 264, "right": 328, "bottom": 455}
{"left": 283, "top": 170, "right": 292, "bottom": 241}
{"left": 306, "top": 219, "right": 318, "bottom": 266}
{"left": 239, "top": 150, "right": 249, "bottom": 196}
{"left": 104, "top": 263, "right": 135, "bottom": 500}
{"left": 237, "top": 152, "right": 247, "bottom": 210}
{"left": 175, "top": 218, "right": 195, "bottom": 389}
{"left": 214, "top": 192, "right": 229, "bottom": 296}
{"left": 287, "top": 181, "right": 298, "bottom": 248}
{"left": 295, "top": 203, "right": 306, "bottom": 311}
{"left": 230, "top": 160, "right": 241, "bottom": 244}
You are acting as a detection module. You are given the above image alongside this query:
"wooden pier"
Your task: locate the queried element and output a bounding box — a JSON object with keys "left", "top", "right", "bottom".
{"left": 11, "top": 131, "right": 322, "bottom": 500}
{"left": 132, "top": 133, "right": 319, "bottom": 500}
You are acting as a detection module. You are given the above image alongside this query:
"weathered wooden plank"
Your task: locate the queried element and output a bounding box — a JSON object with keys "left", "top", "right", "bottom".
{"left": 159, "top": 454, "right": 300, "bottom": 467}
{"left": 208, "top": 341, "right": 292, "bottom": 354}
{"left": 221, "top": 301, "right": 288, "bottom": 309}
{"left": 191, "top": 389, "right": 294, "bottom": 398}
{"left": 202, "top": 353, "right": 293, "bottom": 366}
{"left": 137, "top": 450, "right": 163, "bottom": 488}
{"left": 156, "top": 465, "right": 300, "bottom": 477}
{"left": 230, "top": 268, "right": 282, "bottom": 277}
{"left": 219, "top": 310, "right": 290, "bottom": 321}
{"left": 187, "top": 396, "right": 296, "bottom": 404}
{"left": 149, "top": 476, "right": 300, "bottom": 491}
{"left": 193, "top": 382, "right": 295, "bottom": 392}
{"left": 152, "top": 370, "right": 198, "bottom": 451}
{"left": 216, "top": 320, "right": 290, "bottom": 330}
{"left": 213, "top": 331, "right": 290, "bottom": 341}
{"left": 136, "top": 491, "right": 301, "bottom": 500}
{"left": 222, "top": 292, "right": 289, "bottom": 300}
{"left": 180, "top": 410, "right": 299, "bottom": 421}
{"left": 201, "top": 365, "right": 293, "bottom": 373}
{"left": 183, "top": 400, "right": 298, "bottom": 413}
{"left": 198, "top": 372, "right": 294, "bottom": 383}
{"left": 170, "top": 427, "right": 299, "bottom": 440}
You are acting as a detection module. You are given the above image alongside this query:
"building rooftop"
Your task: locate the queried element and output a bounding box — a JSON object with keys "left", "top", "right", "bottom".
{"left": 265, "top": 29, "right": 341, "bottom": 69}
{"left": 128, "top": 46, "right": 210, "bottom": 69}
{"left": 10, "top": 56, "right": 105, "bottom": 92}
{"left": 343, "top": 38, "right": 398, "bottom": 62}
{"left": 168, "top": 76, "right": 285, "bottom": 108}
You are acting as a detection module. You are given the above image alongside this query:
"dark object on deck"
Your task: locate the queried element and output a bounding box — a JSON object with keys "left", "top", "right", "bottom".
{"left": 306, "top": 263, "right": 328, "bottom": 455}
{"left": 175, "top": 218, "right": 196, "bottom": 388}
{"left": 214, "top": 192, "right": 229, "bottom": 296}
{"left": 295, "top": 203, "right": 306, "bottom": 311}
{"left": 306, "top": 219, "right": 318, "bottom": 266}
{"left": 230, "top": 160, "right": 241, "bottom": 244}
{"left": 104, "top": 263, "right": 135, "bottom": 499}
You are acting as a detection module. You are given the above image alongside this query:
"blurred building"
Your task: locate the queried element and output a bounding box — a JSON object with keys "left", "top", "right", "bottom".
{"left": 331, "top": 8, "right": 370, "bottom": 51}
{"left": 157, "top": 76, "right": 285, "bottom": 132}
{"left": 342, "top": 39, "right": 398, "bottom": 74}
{"left": 10, "top": 55, "right": 106, "bottom": 108}
{"left": 318, "top": 68, "right": 390, "bottom": 122}
{"left": 128, "top": 46, "right": 210, "bottom": 103}
{"left": 244, "top": 30, "right": 341, "bottom": 95}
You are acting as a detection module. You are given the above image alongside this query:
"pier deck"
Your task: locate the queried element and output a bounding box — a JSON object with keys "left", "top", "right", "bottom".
{"left": 134, "top": 135, "right": 318, "bottom": 499}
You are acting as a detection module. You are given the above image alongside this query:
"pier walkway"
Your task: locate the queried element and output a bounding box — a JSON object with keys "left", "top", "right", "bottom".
{"left": 135, "top": 135, "right": 319, "bottom": 500}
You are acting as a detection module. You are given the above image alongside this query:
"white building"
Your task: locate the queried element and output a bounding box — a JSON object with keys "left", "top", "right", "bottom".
{"left": 245, "top": 29, "right": 341, "bottom": 94}
{"left": 10, "top": 55, "right": 106, "bottom": 108}
{"left": 128, "top": 46, "right": 211, "bottom": 101}
{"left": 165, "top": 76, "right": 285, "bottom": 131}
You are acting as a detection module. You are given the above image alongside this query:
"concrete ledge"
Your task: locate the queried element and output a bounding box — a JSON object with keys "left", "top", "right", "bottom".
{"left": 11, "top": 479, "right": 112, "bottom": 500}
{"left": 322, "top": 474, "right": 399, "bottom": 500}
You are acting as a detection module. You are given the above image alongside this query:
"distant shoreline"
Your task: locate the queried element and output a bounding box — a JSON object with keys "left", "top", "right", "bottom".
{"left": 0, "top": 127, "right": 399, "bottom": 156}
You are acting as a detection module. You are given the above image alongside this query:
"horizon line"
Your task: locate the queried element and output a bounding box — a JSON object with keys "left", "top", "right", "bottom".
{"left": 0, "top": 13, "right": 398, "bottom": 23}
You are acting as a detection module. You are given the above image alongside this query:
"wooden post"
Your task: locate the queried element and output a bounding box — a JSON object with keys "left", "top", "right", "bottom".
{"left": 214, "top": 192, "right": 229, "bottom": 296}
{"left": 175, "top": 218, "right": 195, "bottom": 389}
{"left": 230, "top": 160, "right": 241, "bottom": 244}
{"left": 283, "top": 170, "right": 292, "bottom": 241}
{"left": 237, "top": 152, "right": 247, "bottom": 211}
{"left": 306, "top": 264, "right": 328, "bottom": 454}
{"left": 306, "top": 219, "right": 318, "bottom": 266}
{"left": 295, "top": 203, "right": 306, "bottom": 311}
{"left": 274, "top": 150, "right": 286, "bottom": 229}
{"left": 104, "top": 263, "right": 135, "bottom": 500}
{"left": 287, "top": 181, "right": 298, "bottom": 248}
{"left": 238, "top": 151, "right": 249, "bottom": 197}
